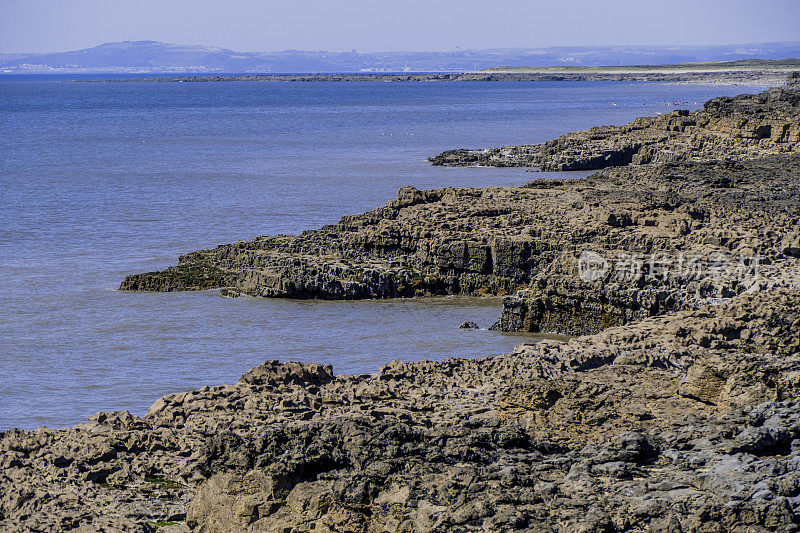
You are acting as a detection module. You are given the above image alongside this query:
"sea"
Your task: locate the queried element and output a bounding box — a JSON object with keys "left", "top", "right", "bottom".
{"left": 0, "top": 74, "right": 763, "bottom": 430}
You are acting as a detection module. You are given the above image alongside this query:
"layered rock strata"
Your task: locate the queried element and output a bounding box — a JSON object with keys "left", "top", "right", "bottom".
{"left": 121, "top": 153, "right": 800, "bottom": 336}
{"left": 494, "top": 155, "right": 800, "bottom": 335}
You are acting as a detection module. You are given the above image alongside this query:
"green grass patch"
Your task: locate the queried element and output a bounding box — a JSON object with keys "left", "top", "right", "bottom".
{"left": 145, "top": 476, "right": 182, "bottom": 490}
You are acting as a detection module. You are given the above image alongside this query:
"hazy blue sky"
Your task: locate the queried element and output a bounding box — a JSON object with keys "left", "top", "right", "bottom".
{"left": 2, "top": 0, "right": 799, "bottom": 53}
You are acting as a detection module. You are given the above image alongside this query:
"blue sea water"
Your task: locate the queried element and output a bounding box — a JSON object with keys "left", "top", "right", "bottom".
{"left": 0, "top": 75, "right": 763, "bottom": 430}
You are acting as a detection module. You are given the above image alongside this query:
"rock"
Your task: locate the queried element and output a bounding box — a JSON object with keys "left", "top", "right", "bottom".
{"left": 239, "top": 360, "right": 335, "bottom": 387}
{"left": 430, "top": 85, "right": 800, "bottom": 170}
{"left": 4, "top": 289, "right": 800, "bottom": 531}
{"left": 186, "top": 471, "right": 279, "bottom": 531}
{"left": 119, "top": 152, "right": 800, "bottom": 338}
{"left": 7, "top": 85, "right": 800, "bottom": 531}
{"left": 123, "top": 89, "right": 800, "bottom": 313}
{"left": 458, "top": 321, "right": 479, "bottom": 329}
{"left": 111, "top": 68, "right": 797, "bottom": 85}
{"left": 219, "top": 288, "right": 241, "bottom": 298}
{"left": 784, "top": 233, "right": 800, "bottom": 257}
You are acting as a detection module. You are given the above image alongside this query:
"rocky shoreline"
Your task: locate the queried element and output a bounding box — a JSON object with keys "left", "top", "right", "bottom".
{"left": 94, "top": 70, "right": 793, "bottom": 86}
{"left": 119, "top": 157, "right": 800, "bottom": 338}
{"left": 3, "top": 84, "right": 800, "bottom": 531}
{"left": 3, "top": 287, "right": 800, "bottom": 531}
{"left": 429, "top": 83, "right": 800, "bottom": 170}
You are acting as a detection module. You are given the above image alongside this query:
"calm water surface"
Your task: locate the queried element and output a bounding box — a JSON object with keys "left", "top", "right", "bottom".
{"left": 0, "top": 75, "right": 763, "bottom": 429}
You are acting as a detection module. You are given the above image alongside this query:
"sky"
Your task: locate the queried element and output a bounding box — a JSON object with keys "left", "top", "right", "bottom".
{"left": 1, "top": 0, "right": 799, "bottom": 54}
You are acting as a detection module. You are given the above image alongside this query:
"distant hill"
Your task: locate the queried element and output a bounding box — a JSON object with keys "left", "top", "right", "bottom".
{"left": 3, "top": 40, "right": 800, "bottom": 74}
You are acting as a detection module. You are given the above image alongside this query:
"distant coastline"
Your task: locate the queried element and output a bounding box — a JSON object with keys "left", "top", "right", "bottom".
{"left": 6, "top": 39, "right": 800, "bottom": 76}
{"left": 85, "top": 68, "right": 794, "bottom": 85}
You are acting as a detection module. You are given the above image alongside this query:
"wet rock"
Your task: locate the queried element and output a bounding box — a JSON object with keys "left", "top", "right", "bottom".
{"left": 219, "top": 288, "right": 241, "bottom": 298}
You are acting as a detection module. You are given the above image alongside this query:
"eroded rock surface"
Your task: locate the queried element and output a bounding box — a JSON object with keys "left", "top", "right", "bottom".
{"left": 2, "top": 289, "right": 800, "bottom": 531}
{"left": 494, "top": 155, "right": 800, "bottom": 335}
